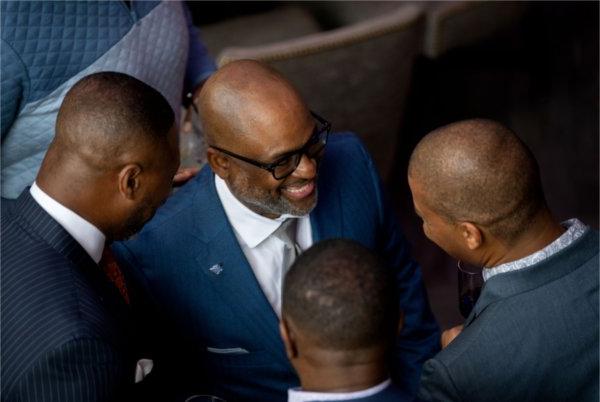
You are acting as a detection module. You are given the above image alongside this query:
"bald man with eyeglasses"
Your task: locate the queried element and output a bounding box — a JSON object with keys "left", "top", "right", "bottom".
{"left": 113, "top": 60, "right": 439, "bottom": 402}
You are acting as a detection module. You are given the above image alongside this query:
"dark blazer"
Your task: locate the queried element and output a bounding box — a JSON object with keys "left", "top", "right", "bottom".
{"left": 0, "top": 191, "right": 138, "bottom": 402}
{"left": 418, "top": 228, "right": 599, "bottom": 402}
{"left": 310, "top": 382, "right": 413, "bottom": 402}
{"left": 114, "top": 133, "right": 440, "bottom": 401}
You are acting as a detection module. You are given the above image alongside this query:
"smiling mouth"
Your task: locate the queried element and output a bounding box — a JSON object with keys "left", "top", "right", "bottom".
{"left": 281, "top": 180, "right": 316, "bottom": 200}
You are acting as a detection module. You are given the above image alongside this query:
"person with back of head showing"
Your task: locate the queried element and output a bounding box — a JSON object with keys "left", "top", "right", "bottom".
{"left": 113, "top": 59, "right": 439, "bottom": 401}
{"left": 1, "top": 71, "right": 180, "bottom": 402}
{"left": 281, "top": 238, "right": 413, "bottom": 402}
{"left": 408, "top": 119, "right": 598, "bottom": 401}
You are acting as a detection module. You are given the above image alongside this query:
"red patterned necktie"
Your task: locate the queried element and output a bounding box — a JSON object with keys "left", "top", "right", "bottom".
{"left": 100, "top": 245, "right": 130, "bottom": 304}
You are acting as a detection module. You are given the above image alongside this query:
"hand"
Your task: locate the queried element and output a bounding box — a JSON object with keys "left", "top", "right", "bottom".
{"left": 173, "top": 166, "right": 200, "bottom": 187}
{"left": 441, "top": 324, "right": 463, "bottom": 349}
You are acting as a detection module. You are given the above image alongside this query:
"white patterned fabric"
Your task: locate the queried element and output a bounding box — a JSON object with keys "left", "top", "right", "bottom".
{"left": 483, "top": 218, "right": 588, "bottom": 281}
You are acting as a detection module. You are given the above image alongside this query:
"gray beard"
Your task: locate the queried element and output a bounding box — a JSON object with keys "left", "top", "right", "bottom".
{"left": 229, "top": 175, "right": 318, "bottom": 218}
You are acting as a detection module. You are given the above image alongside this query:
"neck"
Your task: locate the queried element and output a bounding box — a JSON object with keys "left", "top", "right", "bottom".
{"left": 486, "top": 208, "right": 565, "bottom": 267}
{"left": 36, "top": 174, "right": 110, "bottom": 236}
{"left": 296, "top": 354, "right": 387, "bottom": 393}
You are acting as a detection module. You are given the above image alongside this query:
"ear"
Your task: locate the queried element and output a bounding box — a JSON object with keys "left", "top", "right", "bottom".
{"left": 458, "top": 222, "right": 483, "bottom": 250}
{"left": 279, "top": 319, "right": 298, "bottom": 360}
{"left": 118, "top": 163, "right": 143, "bottom": 200}
{"left": 207, "top": 147, "right": 230, "bottom": 180}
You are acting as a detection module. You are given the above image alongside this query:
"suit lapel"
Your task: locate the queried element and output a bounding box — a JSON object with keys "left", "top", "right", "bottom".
{"left": 191, "top": 172, "right": 288, "bottom": 360}
{"left": 13, "top": 191, "right": 131, "bottom": 328}
{"left": 465, "top": 228, "right": 597, "bottom": 328}
{"left": 310, "top": 169, "right": 343, "bottom": 242}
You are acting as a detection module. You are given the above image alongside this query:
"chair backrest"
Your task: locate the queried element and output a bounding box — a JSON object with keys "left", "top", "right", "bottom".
{"left": 218, "top": 5, "right": 425, "bottom": 181}
{"left": 423, "top": 1, "right": 527, "bottom": 58}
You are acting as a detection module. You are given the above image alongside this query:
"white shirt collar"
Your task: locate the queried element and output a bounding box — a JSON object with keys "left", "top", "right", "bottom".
{"left": 287, "top": 379, "right": 391, "bottom": 402}
{"left": 215, "top": 175, "right": 303, "bottom": 248}
{"left": 30, "top": 182, "right": 106, "bottom": 263}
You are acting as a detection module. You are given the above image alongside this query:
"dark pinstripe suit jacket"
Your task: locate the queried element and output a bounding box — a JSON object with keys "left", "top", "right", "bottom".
{"left": 1, "top": 191, "right": 138, "bottom": 402}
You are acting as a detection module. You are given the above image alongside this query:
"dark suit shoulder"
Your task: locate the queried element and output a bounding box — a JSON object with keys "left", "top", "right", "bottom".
{"left": 421, "top": 235, "right": 599, "bottom": 401}
{"left": 123, "top": 165, "right": 216, "bottom": 243}
{"left": 323, "top": 132, "right": 374, "bottom": 167}
{"left": 1, "top": 216, "right": 124, "bottom": 397}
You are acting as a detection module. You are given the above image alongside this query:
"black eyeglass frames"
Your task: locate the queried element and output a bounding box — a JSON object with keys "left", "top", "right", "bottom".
{"left": 209, "top": 111, "right": 331, "bottom": 180}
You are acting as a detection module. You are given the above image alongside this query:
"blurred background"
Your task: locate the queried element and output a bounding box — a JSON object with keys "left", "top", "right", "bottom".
{"left": 188, "top": 1, "right": 599, "bottom": 328}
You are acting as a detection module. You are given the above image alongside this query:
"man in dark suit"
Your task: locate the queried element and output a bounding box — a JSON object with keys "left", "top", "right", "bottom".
{"left": 113, "top": 60, "right": 439, "bottom": 401}
{"left": 409, "top": 119, "right": 599, "bottom": 401}
{"left": 281, "top": 239, "right": 412, "bottom": 402}
{"left": 1, "top": 72, "right": 180, "bottom": 402}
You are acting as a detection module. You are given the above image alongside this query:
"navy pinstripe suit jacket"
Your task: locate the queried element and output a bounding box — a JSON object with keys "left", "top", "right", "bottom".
{"left": 1, "top": 191, "right": 138, "bottom": 402}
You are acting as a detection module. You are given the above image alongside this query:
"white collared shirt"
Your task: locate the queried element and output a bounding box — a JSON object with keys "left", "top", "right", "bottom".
{"left": 30, "top": 182, "right": 105, "bottom": 263}
{"left": 215, "top": 175, "right": 313, "bottom": 317}
{"left": 287, "top": 379, "right": 392, "bottom": 402}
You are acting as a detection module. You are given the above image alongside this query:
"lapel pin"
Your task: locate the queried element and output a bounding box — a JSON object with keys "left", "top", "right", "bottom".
{"left": 209, "top": 263, "right": 223, "bottom": 275}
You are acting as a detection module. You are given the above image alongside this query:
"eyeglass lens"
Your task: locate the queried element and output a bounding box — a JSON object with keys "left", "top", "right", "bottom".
{"left": 272, "top": 130, "right": 327, "bottom": 179}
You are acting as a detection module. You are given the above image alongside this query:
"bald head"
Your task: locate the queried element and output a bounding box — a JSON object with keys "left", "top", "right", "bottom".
{"left": 197, "top": 60, "right": 309, "bottom": 147}
{"left": 408, "top": 119, "right": 545, "bottom": 242}
{"left": 52, "top": 71, "right": 175, "bottom": 174}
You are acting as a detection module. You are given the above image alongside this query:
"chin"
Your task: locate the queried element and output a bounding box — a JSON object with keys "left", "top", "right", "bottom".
{"left": 286, "top": 192, "right": 318, "bottom": 216}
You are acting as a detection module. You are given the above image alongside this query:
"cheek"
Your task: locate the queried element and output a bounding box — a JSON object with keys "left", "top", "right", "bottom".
{"left": 249, "top": 172, "right": 281, "bottom": 193}
{"left": 423, "top": 224, "right": 446, "bottom": 249}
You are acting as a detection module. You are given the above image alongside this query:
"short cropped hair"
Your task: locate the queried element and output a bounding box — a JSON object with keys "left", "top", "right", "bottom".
{"left": 282, "top": 239, "right": 398, "bottom": 351}
{"left": 408, "top": 119, "right": 545, "bottom": 242}
{"left": 55, "top": 71, "right": 175, "bottom": 169}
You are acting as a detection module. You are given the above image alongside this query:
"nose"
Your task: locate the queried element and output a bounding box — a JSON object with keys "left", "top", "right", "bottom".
{"left": 291, "top": 153, "right": 317, "bottom": 179}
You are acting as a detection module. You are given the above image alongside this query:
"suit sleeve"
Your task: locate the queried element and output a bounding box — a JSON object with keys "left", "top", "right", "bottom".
{"left": 357, "top": 140, "right": 441, "bottom": 397}
{"left": 7, "top": 337, "right": 130, "bottom": 402}
{"left": 418, "top": 359, "right": 462, "bottom": 402}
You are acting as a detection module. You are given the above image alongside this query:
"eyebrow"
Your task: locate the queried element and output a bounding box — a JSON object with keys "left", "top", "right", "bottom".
{"left": 268, "top": 125, "right": 317, "bottom": 161}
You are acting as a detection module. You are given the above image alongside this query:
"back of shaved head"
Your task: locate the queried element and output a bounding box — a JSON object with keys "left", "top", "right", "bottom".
{"left": 408, "top": 119, "right": 545, "bottom": 243}
{"left": 283, "top": 239, "right": 398, "bottom": 351}
{"left": 53, "top": 71, "right": 175, "bottom": 173}
{"left": 197, "top": 60, "right": 308, "bottom": 147}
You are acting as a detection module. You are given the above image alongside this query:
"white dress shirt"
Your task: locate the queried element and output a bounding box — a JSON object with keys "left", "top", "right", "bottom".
{"left": 215, "top": 175, "right": 313, "bottom": 317}
{"left": 30, "top": 182, "right": 105, "bottom": 263}
{"left": 287, "top": 379, "right": 392, "bottom": 402}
